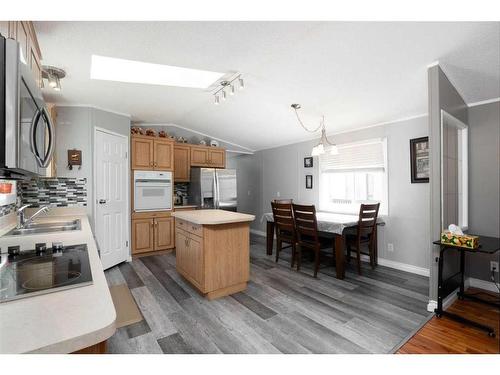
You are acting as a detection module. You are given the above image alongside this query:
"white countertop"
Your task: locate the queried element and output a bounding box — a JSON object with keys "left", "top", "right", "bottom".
{"left": 172, "top": 209, "right": 255, "bottom": 225}
{"left": 0, "top": 209, "right": 116, "bottom": 353}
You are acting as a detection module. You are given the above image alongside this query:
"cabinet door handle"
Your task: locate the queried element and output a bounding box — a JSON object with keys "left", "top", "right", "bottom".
{"left": 150, "top": 161, "right": 154, "bottom": 166}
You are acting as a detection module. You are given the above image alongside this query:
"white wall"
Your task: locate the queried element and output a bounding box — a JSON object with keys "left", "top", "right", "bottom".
{"left": 236, "top": 115, "right": 431, "bottom": 271}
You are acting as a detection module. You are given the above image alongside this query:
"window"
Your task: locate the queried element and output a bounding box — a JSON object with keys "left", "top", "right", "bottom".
{"left": 319, "top": 138, "right": 388, "bottom": 215}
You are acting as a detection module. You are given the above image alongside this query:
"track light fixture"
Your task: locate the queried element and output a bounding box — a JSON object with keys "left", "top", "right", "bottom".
{"left": 42, "top": 66, "right": 66, "bottom": 92}
{"left": 212, "top": 74, "right": 244, "bottom": 105}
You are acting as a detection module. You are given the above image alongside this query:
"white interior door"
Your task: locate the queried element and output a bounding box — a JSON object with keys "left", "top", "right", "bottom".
{"left": 95, "top": 129, "right": 129, "bottom": 270}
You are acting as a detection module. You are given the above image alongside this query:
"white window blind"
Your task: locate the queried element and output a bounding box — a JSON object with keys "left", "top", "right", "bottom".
{"left": 320, "top": 138, "right": 386, "bottom": 172}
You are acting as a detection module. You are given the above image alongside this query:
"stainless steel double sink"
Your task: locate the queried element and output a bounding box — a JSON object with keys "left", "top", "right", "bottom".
{"left": 5, "top": 219, "right": 81, "bottom": 236}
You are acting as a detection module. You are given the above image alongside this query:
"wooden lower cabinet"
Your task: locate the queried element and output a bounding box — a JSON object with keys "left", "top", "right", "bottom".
{"left": 72, "top": 340, "right": 107, "bottom": 354}
{"left": 131, "top": 218, "right": 154, "bottom": 254}
{"left": 175, "top": 229, "right": 204, "bottom": 290}
{"left": 131, "top": 212, "right": 174, "bottom": 255}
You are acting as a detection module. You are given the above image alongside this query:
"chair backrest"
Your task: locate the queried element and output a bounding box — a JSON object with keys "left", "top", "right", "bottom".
{"left": 271, "top": 201, "right": 295, "bottom": 236}
{"left": 292, "top": 204, "right": 319, "bottom": 245}
{"left": 356, "top": 203, "right": 380, "bottom": 239}
{"left": 273, "top": 199, "right": 293, "bottom": 204}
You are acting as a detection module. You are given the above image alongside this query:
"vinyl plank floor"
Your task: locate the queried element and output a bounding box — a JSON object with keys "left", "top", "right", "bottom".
{"left": 104, "top": 238, "right": 431, "bottom": 354}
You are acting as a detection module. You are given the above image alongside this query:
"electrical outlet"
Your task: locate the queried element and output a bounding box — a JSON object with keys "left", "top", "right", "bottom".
{"left": 490, "top": 261, "right": 499, "bottom": 273}
{"left": 276, "top": 191, "right": 281, "bottom": 197}
{"left": 387, "top": 243, "right": 394, "bottom": 252}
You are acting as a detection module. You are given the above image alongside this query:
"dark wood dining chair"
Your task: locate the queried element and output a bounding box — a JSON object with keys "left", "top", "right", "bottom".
{"left": 273, "top": 199, "right": 293, "bottom": 204}
{"left": 291, "top": 204, "right": 334, "bottom": 278}
{"left": 271, "top": 201, "right": 297, "bottom": 267}
{"left": 345, "top": 203, "right": 380, "bottom": 275}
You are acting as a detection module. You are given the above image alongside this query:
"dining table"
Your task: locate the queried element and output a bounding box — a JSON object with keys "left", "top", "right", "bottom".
{"left": 262, "top": 211, "right": 385, "bottom": 280}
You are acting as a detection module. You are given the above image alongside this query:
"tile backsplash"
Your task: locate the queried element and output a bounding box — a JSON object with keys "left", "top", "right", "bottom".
{"left": 19, "top": 177, "right": 87, "bottom": 208}
{"left": 0, "top": 203, "right": 17, "bottom": 217}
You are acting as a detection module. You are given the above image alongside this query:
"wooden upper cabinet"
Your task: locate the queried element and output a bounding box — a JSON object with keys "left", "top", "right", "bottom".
{"left": 29, "top": 42, "right": 42, "bottom": 88}
{"left": 155, "top": 217, "right": 175, "bottom": 250}
{"left": 154, "top": 139, "right": 174, "bottom": 170}
{"left": 208, "top": 148, "right": 225, "bottom": 168}
{"left": 131, "top": 136, "right": 154, "bottom": 170}
{"left": 131, "top": 218, "right": 154, "bottom": 254}
{"left": 190, "top": 145, "right": 226, "bottom": 168}
{"left": 174, "top": 144, "right": 191, "bottom": 181}
{"left": 190, "top": 146, "right": 209, "bottom": 166}
{"left": 15, "top": 22, "right": 30, "bottom": 64}
{"left": 131, "top": 135, "right": 173, "bottom": 171}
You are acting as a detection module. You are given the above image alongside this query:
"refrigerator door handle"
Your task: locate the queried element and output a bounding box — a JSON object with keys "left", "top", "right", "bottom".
{"left": 214, "top": 170, "right": 219, "bottom": 209}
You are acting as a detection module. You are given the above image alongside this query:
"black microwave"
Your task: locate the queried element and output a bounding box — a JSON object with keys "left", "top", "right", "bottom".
{"left": 0, "top": 33, "right": 54, "bottom": 179}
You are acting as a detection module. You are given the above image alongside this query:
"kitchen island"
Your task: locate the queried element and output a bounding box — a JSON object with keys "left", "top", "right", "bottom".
{"left": 172, "top": 209, "right": 255, "bottom": 300}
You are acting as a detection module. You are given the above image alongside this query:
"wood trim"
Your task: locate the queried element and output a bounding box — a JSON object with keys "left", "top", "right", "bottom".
{"left": 206, "top": 282, "right": 247, "bottom": 300}
{"left": 72, "top": 340, "right": 107, "bottom": 354}
{"left": 131, "top": 211, "right": 172, "bottom": 220}
{"left": 27, "top": 21, "right": 42, "bottom": 59}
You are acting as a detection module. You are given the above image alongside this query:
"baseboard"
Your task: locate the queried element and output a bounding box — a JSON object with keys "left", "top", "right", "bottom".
{"left": 426, "top": 287, "right": 460, "bottom": 312}
{"left": 360, "top": 254, "right": 429, "bottom": 277}
{"left": 468, "top": 277, "right": 500, "bottom": 293}
{"left": 253, "top": 229, "right": 430, "bottom": 277}
{"left": 250, "top": 229, "right": 267, "bottom": 237}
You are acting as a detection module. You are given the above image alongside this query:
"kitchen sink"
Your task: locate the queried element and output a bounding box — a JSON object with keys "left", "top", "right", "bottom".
{"left": 5, "top": 219, "right": 82, "bottom": 236}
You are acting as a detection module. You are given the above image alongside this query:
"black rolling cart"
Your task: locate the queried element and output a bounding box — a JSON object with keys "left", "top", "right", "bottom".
{"left": 433, "top": 235, "right": 500, "bottom": 337}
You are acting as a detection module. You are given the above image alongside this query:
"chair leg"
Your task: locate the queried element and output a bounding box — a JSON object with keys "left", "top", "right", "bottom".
{"left": 346, "top": 242, "right": 351, "bottom": 263}
{"left": 275, "top": 239, "right": 280, "bottom": 262}
{"left": 291, "top": 243, "right": 296, "bottom": 268}
{"left": 313, "top": 249, "right": 320, "bottom": 278}
{"left": 296, "top": 245, "right": 302, "bottom": 271}
{"left": 356, "top": 247, "right": 362, "bottom": 275}
{"left": 369, "top": 243, "right": 375, "bottom": 269}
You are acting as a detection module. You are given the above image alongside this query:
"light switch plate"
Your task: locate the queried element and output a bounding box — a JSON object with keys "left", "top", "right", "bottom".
{"left": 387, "top": 243, "right": 394, "bottom": 252}
{"left": 490, "top": 261, "right": 499, "bottom": 273}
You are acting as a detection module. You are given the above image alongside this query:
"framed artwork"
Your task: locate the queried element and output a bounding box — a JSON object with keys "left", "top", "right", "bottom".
{"left": 410, "top": 136, "right": 429, "bottom": 183}
{"left": 304, "top": 157, "right": 313, "bottom": 168}
{"left": 305, "top": 175, "right": 313, "bottom": 189}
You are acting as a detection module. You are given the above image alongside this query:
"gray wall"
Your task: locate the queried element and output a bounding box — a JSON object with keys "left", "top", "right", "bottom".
{"left": 428, "top": 65, "right": 469, "bottom": 302}
{"left": 234, "top": 116, "right": 431, "bottom": 271}
{"left": 466, "top": 101, "right": 500, "bottom": 283}
{"left": 55, "top": 106, "right": 131, "bottom": 226}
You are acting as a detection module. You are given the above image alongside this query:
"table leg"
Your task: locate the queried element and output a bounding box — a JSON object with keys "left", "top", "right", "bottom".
{"left": 266, "top": 221, "right": 275, "bottom": 256}
{"left": 334, "top": 234, "right": 345, "bottom": 280}
{"left": 436, "top": 247, "right": 445, "bottom": 316}
{"left": 459, "top": 249, "right": 465, "bottom": 297}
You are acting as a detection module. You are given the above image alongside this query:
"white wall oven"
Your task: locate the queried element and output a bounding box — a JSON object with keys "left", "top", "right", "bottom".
{"left": 133, "top": 170, "right": 172, "bottom": 212}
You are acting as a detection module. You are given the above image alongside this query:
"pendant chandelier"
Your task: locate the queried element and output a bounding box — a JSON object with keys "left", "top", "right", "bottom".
{"left": 291, "top": 104, "right": 338, "bottom": 156}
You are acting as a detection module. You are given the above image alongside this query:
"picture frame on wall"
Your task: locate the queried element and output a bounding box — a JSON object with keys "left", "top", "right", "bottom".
{"left": 305, "top": 175, "right": 313, "bottom": 189}
{"left": 410, "top": 136, "right": 429, "bottom": 183}
{"left": 304, "top": 157, "right": 313, "bottom": 168}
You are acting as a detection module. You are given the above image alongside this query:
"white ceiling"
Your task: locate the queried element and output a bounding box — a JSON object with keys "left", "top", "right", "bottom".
{"left": 35, "top": 22, "right": 500, "bottom": 151}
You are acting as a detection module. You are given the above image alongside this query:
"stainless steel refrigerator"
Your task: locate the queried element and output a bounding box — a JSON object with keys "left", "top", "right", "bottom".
{"left": 188, "top": 168, "right": 237, "bottom": 211}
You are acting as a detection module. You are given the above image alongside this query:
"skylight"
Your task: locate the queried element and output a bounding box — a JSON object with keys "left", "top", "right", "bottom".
{"left": 90, "top": 55, "right": 224, "bottom": 89}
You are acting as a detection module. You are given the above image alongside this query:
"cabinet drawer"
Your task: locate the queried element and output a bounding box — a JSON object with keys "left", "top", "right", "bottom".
{"left": 175, "top": 218, "right": 203, "bottom": 237}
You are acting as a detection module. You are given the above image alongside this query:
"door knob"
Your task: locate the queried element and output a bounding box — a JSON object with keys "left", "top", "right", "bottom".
{"left": 98, "top": 199, "right": 106, "bottom": 204}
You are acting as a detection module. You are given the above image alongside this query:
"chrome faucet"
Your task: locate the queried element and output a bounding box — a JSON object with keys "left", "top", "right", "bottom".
{"left": 17, "top": 204, "right": 51, "bottom": 229}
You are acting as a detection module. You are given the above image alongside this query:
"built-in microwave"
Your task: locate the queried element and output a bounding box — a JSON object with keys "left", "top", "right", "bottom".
{"left": 0, "top": 34, "right": 54, "bottom": 179}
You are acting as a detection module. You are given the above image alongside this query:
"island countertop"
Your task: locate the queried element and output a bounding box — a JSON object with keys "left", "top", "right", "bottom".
{"left": 172, "top": 209, "right": 255, "bottom": 225}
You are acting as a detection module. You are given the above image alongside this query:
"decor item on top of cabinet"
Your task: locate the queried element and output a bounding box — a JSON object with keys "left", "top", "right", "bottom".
{"left": 305, "top": 175, "right": 313, "bottom": 189}
{"left": 199, "top": 140, "right": 207, "bottom": 145}
{"left": 210, "top": 140, "right": 219, "bottom": 147}
{"left": 177, "top": 136, "right": 188, "bottom": 143}
{"left": 410, "top": 136, "right": 429, "bottom": 183}
{"left": 304, "top": 157, "right": 313, "bottom": 168}
{"left": 67, "top": 149, "right": 82, "bottom": 170}
{"left": 145, "top": 128, "right": 157, "bottom": 137}
{"left": 131, "top": 126, "right": 145, "bottom": 135}
{"left": 158, "top": 130, "right": 167, "bottom": 138}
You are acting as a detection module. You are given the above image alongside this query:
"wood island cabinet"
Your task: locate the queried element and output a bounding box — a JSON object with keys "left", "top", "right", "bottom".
{"left": 131, "top": 212, "right": 174, "bottom": 255}
{"left": 131, "top": 135, "right": 174, "bottom": 171}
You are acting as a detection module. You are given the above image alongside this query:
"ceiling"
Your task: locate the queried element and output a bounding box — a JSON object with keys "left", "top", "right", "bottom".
{"left": 35, "top": 22, "right": 500, "bottom": 151}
